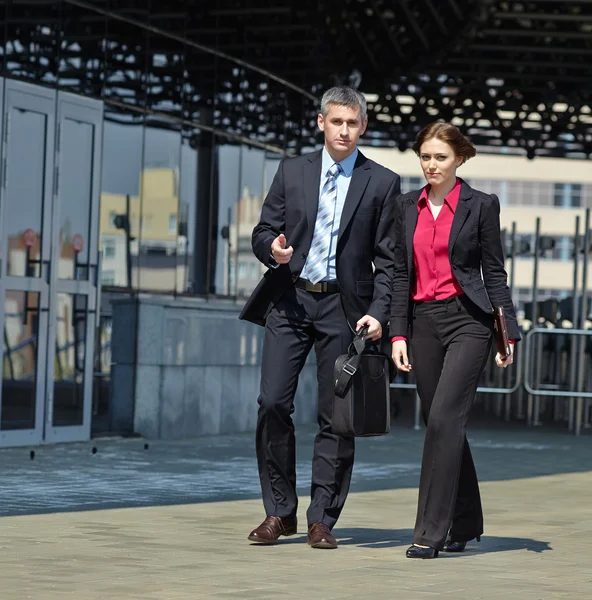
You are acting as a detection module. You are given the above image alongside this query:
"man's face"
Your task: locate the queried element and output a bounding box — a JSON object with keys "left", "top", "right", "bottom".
{"left": 318, "top": 103, "right": 367, "bottom": 158}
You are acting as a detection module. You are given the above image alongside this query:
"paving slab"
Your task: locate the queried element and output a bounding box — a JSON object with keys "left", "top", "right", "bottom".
{"left": 1, "top": 421, "right": 591, "bottom": 599}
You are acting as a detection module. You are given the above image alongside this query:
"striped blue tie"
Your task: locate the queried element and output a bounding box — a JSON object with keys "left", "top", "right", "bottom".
{"left": 306, "top": 163, "right": 341, "bottom": 284}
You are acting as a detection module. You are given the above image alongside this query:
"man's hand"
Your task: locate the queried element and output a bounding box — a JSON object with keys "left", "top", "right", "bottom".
{"left": 356, "top": 315, "right": 382, "bottom": 341}
{"left": 271, "top": 234, "right": 293, "bottom": 264}
{"left": 391, "top": 340, "right": 412, "bottom": 372}
{"left": 495, "top": 341, "right": 515, "bottom": 368}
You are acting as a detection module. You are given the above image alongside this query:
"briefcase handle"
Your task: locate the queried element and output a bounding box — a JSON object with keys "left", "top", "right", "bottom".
{"left": 334, "top": 326, "right": 370, "bottom": 398}
{"left": 350, "top": 325, "right": 370, "bottom": 354}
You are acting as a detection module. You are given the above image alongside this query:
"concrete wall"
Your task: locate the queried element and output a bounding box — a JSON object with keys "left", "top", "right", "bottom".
{"left": 110, "top": 295, "right": 317, "bottom": 439}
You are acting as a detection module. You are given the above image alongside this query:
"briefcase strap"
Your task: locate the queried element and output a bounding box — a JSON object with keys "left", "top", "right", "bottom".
{"left": 334, "top": 326, "right": 369, "bottom": 398}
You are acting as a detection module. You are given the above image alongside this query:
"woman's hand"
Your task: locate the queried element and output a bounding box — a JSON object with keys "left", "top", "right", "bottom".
{"left": 392, "top": 340, "right": 412, "bottom": 372}
{"left": 495, "top": 342, "right": 514, "bottom": 368}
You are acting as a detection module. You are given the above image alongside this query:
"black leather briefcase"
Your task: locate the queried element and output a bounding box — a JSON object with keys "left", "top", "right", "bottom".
{"left": 332, "top": 326, "right": 395, "bottom": 437}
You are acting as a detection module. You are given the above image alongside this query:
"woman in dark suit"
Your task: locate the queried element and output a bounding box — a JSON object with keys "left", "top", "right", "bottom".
{"left": 390, "top": 122, "right": 521, "bottom": 559}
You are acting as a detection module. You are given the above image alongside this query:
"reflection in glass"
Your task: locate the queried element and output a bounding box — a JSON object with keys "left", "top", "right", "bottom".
{"left": 177, "top": 130, "right": 198, "bottom": 293}
{"left": 216, "top": 144, "right": 240, "bottom": 295}
{"left": 183, "top": 47, "right": 215, "bottom": 129}
{"left": 0, "top": 1, "right": 6, "bottom": 76}
{"left": 138, "top": 121, "right": 181, "bottom": 292}
{"left": 57, "top": 2, "right": 104, "bottom": 95}
{"left": 91, "top": 310, "right": 112, "bottom": 435}
{"left": 234, "top": 146, "right": 267, "bottom": 297}
{"left": 4, "top": 107, "right": 47, "bottom": 277}
{"left": 146, "top": 32, "right": 183, "bottom": 118}
{"left": 216, "top": 144, "right": 272, "bottom": 296}
{"left": 101, "top": 2, "right": 147, "bottom": 109}
{"left": 4, "top": 1, "right": 59, "bottom": 85}
{"left": 57, "top": 117, "right": 94, "bottom": 279}
{"left": 2, "top": 291, "right": 39, "bottom": 430}
{"left": 100, "top": 116, "right": 144, "bottom": 288}
{"left": 53, "top": 294, "right": 87, "bottom": 427}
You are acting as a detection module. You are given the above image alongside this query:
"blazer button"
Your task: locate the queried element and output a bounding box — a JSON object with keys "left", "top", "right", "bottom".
{"left": 301, "top": 252, "right": 307, "bottom": 259}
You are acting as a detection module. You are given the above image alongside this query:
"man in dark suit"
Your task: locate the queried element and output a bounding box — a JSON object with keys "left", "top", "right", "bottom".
{"left": 240, "top": 86, "right": 400, "bottom": 549}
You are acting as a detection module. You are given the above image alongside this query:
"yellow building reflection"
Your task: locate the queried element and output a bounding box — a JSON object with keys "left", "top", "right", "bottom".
{"left": 99, "top": 168, "right": 184, "bottom": 290}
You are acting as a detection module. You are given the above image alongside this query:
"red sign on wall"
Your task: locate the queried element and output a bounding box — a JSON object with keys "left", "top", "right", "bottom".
{"left": 23, "top": 228, "right": 37, "bottom": 248}
{"left": 72, "top": 234, "right": 84, "bottom": 253}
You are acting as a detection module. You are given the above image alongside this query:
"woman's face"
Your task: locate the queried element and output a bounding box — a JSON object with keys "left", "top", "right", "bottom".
{"left": 419, "top": 137, "right": 462, "bottom": 188}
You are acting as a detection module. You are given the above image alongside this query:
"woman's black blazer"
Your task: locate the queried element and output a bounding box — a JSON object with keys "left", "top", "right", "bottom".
{"left": 389, "top": 179, "right": 521, "bottom": 341}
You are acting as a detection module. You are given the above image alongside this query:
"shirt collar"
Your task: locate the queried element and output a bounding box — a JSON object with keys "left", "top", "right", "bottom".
{"left": 322, "top": 146, "right": 358, "bottom": 178}
{"left": 417, "top": 178, "right": 462, "bottom": 213}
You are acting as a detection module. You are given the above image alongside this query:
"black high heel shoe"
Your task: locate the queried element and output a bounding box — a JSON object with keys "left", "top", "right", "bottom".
{"left": 406, "top": 544, "right": 439, "bottom": 559}
{"left": 442, "top": 535, "right": 481, "bottom": 553}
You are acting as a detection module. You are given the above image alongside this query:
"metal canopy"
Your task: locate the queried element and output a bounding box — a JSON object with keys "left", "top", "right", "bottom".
{"left": 3, "top": 0, "right": 592, "bottom": 158}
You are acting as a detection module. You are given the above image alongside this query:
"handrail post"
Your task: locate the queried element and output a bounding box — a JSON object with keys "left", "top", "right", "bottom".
{"left": 568, "top": 215, "right": 580, "bottom": 431}
{"left": 575, "top": 208, "right": 590, "bottom": 435}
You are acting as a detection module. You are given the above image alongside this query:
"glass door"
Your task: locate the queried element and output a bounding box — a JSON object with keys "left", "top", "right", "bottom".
{"left": 44, "top": 92, "right": 103, "bottom": 444}
{"left": 0, "top": 80, "right": 55, "bottom": 447}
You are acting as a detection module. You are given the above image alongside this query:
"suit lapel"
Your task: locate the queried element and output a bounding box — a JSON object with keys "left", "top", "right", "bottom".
{"left": 405, "top": 192, "right": 421, "bottom": 273}
{"left": 448, "top": 180, "right": 473, "bottom": 259}
{"left": 304, "top": 150, "right": 323, "bottom": 238}
{"left": 337, "top": 151, "right": 371, "bottom": 244}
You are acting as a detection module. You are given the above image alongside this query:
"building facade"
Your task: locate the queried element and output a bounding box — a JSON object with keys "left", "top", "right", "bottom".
{"left": 1, "top": 1, "right": 591, "bottom": 447}
{"left": 0, "top": 1, "right": 309, "bottom": 447}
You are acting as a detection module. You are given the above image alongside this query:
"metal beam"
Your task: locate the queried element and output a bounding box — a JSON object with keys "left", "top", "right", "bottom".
{"left": 447, "top": 57, "right": 590, "bottom": 70}
{"left": 207, "top": 7, "right": 292, "bottom": 17}
{"left": 470, "top": 43, "right": 592, "bottom": 56}
{"left": 493, "top": 11, "right": 592, "bottom": 22}
{"left": 447, "top": 0, "right": 464, "bottom": 20}
{"left": 217, "top": 40, "right": 322, "bottom": 50}
{"left": 421, "top": 68, "right": 592, "bottom": 84}
{"left": 483, "top": 28, "right": 592, "bottom": 40}
{"left": 368, "top": 0, "right": 405, "bottom": 59}
{"left": 62, "top": 0, "right": 318, "bottom": 102}
{"left": 342, "top": 9, "right": 380, "bottom": 72}
{"left": 399, "top": 0, "right": 430, "bottom": 51}
{"left": 424, "top": 0, "right": 448, "bottom": 35}
{"left": 245, "top": 24, "right": 311, "bottom": 33}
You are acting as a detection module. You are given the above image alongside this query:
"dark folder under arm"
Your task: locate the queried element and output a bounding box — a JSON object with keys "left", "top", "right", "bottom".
{"left": 493, "top": 306, "right": 511, "bottom": 359}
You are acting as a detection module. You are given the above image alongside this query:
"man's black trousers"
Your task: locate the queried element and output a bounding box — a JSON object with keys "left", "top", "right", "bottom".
{"left": 256, "top": 285, "right": 355, "bottom": 529}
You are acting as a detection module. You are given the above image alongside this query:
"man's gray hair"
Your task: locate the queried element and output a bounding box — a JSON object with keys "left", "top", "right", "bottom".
{"left": 320, "top": 86, "right": 367, "bottom": 123}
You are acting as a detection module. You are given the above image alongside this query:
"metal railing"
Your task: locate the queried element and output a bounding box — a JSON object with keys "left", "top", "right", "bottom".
{"left": 523, "top": 327, "right": 592, "bottom": 435}
{"left": 390, "top": 345, "right": 522, "bottom": 430}
{"left": 391, "top": 328, "right": 592, "bottom": 435}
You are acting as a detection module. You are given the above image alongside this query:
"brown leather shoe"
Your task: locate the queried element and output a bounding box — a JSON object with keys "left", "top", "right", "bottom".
{"left": 307, "top": 523, "right": 337, "bottom": 549}
{"left": 247, "top": 516, "right": 297, "bottom": 544}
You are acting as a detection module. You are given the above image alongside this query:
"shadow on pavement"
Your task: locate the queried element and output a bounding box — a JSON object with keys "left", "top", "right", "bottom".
{"left": 340, "top": 529, "right": 552, "bottom": 554}
{"left": 0, "top": 417, "right": 590, "bottom": 518}
{"left": 245, "top": 528, "right": 552, "bottom": 555}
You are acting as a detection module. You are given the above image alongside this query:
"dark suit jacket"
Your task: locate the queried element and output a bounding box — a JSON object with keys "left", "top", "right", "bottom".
{"left": 239, "top": 149, "right": 401, "bottom": 329}
{"left": 389, "top": 179, "right": 521, "bottom": 341}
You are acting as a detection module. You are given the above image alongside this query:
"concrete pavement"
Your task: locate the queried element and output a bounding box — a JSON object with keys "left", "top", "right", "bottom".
{"left": 1, "top": 421, "right": 591, "bottom": 599}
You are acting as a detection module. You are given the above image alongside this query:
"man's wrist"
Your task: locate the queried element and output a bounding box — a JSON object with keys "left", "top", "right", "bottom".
{"left": 268, "top": 252, "right": 279, "bottom": 269}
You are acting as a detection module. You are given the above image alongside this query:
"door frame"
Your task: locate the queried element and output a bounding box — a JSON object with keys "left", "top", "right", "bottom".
{"left": 0, "top": 79, "right": 103, "bottom": 447}
{"left": 0, "top": 79, "right": 56, "bottom": 447}
{"left": 43, "top": 91, "right": 103, "bottom": 444}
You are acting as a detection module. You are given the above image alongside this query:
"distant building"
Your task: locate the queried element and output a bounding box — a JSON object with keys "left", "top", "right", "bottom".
{"left": 361, "top": 147, "right": 592, "bottom": 314}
